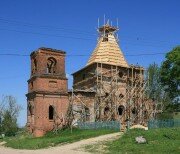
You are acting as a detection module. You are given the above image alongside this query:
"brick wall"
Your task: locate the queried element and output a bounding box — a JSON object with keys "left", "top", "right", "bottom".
{"left": 26, "top": 47, "right": 68, "bottom": 137}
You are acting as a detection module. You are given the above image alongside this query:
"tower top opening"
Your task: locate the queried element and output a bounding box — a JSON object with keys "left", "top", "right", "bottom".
{"left": 98, "top": 23, "right": 118, "bottom": 33}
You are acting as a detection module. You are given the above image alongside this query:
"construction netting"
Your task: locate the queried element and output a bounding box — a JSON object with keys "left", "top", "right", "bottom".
{"left": 77, "top": 121, "right": 120, "bottom": 130}
{"left": 148, "top": 119, "right": 180, "bottom": 129}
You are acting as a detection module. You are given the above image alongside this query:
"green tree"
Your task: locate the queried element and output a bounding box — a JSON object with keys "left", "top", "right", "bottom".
{"left": 160, "top": 46, "right": 180, "bottom": 103}
{"left": 146, "top": 63, "right": 162, "bottom": 101}
{"left": 146, "top": 63, "right": 173, "bottom": 119}
{"left": 0, "top": 96, "right": 5, "bottom": 134}
{"left": 146, "top": 63, "right": 170, "bottom": 104}
{"left": 0, "top": 96, "right": 22, "bottom": 136}
{"left": 1, "top": 110, "right": 18, "bottom": 136}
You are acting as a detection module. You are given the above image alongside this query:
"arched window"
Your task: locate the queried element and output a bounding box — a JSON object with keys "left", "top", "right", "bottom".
{"left": 119, "top": 93, "right": 124, "bottom": 99}
{"left": 32, "top": 59, "right": 37, "bottom": 74}
{"left": 105, "top": 93, "right": 109, "bottom": 97}
{"left": 82, "top": 74, "right": 86, "bottom": 80}
{"left": 30, "top": 81, "right": 33, "bottom": 90}
{"left": 34, "top": 59, "right": 37, "bottom": 70}
{"left": 104, "top": 106, "right": 110, "bottom": 112}
{"left": 132, "top": 107, "right": 137, "bottom": 114}
{"left": 85, "top": 107, "right": 90, "bottom": 121}
{"left": 119, "top": 71, "right": 124, "bottom": 78}
{"left": 28, "top": 102, "right": 34, "bottom": 115}
{"left": 29, "top": 105, "right": 32, "bottom": 115}
{"left": 49, "top": 105, "right": 54, "bottom": 120}
{"left": 104, "top": 106, "right": 110, "bottom": 116}
{"left": 144, "top": 110, "right": 148, "bottom": 119}
{"left": 118, "top": 105, "right": 125, "bottom": 116}
{"left": 102, "top": 33, "right": 108, "bottom": 42}
{"left": 47, "top": 57, "right": 57, "bottom": 74}
{"left": 28, "top": 105, "right": 32, "bottom": 115}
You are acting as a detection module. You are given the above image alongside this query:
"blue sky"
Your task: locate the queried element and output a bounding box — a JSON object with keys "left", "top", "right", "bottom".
{"left": 0, "top": 0, "right": 179, "bottom": 126}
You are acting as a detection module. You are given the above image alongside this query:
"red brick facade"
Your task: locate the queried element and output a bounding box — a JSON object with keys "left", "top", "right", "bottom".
{"left": 71, "top": 63, "right": 149, "bottom": 124}
{"left": 26, "top": 47, "right": 69, "bottom": 137}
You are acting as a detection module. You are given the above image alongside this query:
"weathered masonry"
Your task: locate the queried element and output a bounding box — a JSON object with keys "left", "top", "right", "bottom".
{"left": 26, "top": 23, "right": 161, "bottom": 136}
{"left": 26, "top": 47, "right": 68, "bottom": 137}
{"left": 70, "top": 23, "right": 155, "bottom": 127}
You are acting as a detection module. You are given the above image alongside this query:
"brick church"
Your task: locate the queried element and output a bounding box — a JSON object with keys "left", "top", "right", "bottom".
{"left": 26, "top": 23, "right": 155, "bottom": 137}
{"left": 26, "top": 47, "right": 69, "bottom": 137}
{"left": 70, "top": 23, "right": 153, "bottom": 126}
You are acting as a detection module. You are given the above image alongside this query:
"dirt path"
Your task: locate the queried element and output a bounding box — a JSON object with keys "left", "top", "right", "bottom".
{"left": 0, "top": 132, "right": 122, "bottom": 154}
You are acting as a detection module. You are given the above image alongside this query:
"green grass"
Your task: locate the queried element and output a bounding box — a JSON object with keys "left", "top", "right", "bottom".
{"left": 85, "top": 128, "right": 180, "bottom": 154}
{"left": 4, "top": 128, "right": 118, "bottom": 149}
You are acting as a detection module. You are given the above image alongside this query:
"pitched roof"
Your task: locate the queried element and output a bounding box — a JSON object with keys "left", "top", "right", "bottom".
{"left": 87, "top": 25, "right": 129, "bottom": 68}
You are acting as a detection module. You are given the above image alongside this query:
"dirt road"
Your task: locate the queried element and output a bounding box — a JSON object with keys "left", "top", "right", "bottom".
{"left": 0, "top": 132, "right": 122, "bottom": 154}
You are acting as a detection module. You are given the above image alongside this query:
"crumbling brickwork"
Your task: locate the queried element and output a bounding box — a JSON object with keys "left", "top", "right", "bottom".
{"left": 72, "top": 63, "right": 147, "bottom": 124}
{"left": 70, "top": 23, "right": 155, "bottom": 127}
{"left": 26, "top": 47, "right": 68, "bottom": 137}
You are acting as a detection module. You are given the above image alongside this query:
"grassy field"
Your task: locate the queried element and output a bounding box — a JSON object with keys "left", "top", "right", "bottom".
{"left": 85, "top": 127, "right": 180, "bottom": 154}
{"left": 3, "top": 128, "right": 118, "bottom": 149}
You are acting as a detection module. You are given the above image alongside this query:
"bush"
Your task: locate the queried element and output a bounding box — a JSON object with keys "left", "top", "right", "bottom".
{"left": 0, "top": 96, "right": 21, "bottom": 136}
{"left": 157, "top": 112, "right": 174, "bottom": 120}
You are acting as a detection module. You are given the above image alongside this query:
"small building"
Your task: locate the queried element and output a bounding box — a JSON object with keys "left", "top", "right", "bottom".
{"left": 26, "top": 47, "right": 69, "bottom": 137}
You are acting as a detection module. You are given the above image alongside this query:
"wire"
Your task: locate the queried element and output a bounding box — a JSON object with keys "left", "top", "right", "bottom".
{"left": 0, "top": 18, "right": 177, "bottom": 48}
{"left": 0, "top": 17, "right": 96, "bottom": 35}
{"left": 0, "top": 17, "right": 177, "bottom": 45}
{"left": 66, "top": 52, "right": 167, "bottom": 57}
{"left": 0, "top": 53, "right": 28, "bottom": 56}
{"left": 0, "top": 52, "right": 167, "bottom": 57}
{"left": 0, "top": 28, "right": 94, "bottom": 41}
{"left": 0, "top": 27, "right": 175, "bottom": 48}
{"left": 0, "top": 76, "right": 26, "bottom": 79}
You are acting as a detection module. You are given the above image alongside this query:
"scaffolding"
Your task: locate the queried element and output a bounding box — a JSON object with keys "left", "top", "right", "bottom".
{"left": 67, "top": 62, "right": 163, "bottom": 128}
{"left": 67, "top": 22, "right": 163, "bottom": 129}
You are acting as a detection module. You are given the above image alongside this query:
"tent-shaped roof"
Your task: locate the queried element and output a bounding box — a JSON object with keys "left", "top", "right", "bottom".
{"left": 87, "top": 25, "right": 129, "bottom": 68}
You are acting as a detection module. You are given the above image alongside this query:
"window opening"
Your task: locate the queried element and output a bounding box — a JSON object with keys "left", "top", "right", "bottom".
{"left": 49, "top": 105, "right": 54, "bottom": 120}
{"left": 47, "top": 57, "right": 57, "bottom": 74}
{"left": 118, "top": 105, "right": 124, "bottom": 115}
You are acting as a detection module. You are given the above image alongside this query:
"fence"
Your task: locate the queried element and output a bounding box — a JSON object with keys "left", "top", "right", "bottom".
{"left": 77, "top": 121, "right": 120, "bottom": 130}
{"left": 148, "top": 119, "right": 180, "bottom": 129}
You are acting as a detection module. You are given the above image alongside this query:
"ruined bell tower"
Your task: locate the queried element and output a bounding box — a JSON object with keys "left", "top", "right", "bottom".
{"left": 26, "top": 47, "right": 68, "bottom": 137}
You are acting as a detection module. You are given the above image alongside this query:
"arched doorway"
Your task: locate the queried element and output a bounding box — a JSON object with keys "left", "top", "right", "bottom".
{"left": 118, "top": 105, "right": 125, "bottom": 116}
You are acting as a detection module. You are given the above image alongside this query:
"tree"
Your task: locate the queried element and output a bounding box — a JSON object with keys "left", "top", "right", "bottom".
{"left": 146, "top": 63, "right": 162, "bottom": 101}
{"left": 160, "top": 46, "right": 180, "bottom": 103}
{"left": 0, "top": 96, "right": 6, "bottom": 134}
{"left": 146, "top": 63, "right": 173, "bottom": 119}
{"left": 1, "top": 110, "right": 18, "bottom": 136}
{"left": 146, "top": 63, "right": 170, "bottom": 104}
{"left": 0, "top": 96, "right": 22, "bottom": 136}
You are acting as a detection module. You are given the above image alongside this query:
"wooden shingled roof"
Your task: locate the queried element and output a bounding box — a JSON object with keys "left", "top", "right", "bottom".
{"left": 87, "top": 26, "right": 129, "bottom": 68}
